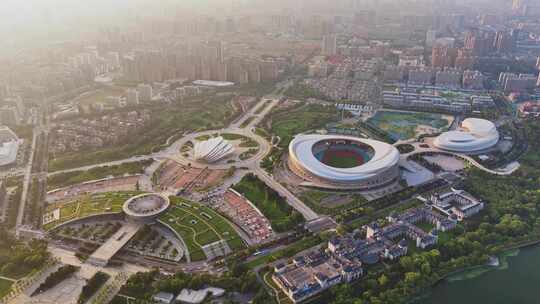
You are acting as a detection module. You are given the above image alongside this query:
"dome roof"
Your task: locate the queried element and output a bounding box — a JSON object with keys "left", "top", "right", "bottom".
{"left": 433, "top": 118, "right": 499, "bottom": 153}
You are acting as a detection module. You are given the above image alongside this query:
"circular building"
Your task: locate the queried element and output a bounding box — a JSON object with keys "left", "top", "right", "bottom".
{"left": 194, "top": 136, "right": 234, "bottom": 163}
{"left": 433, "top": 118, "right": 499, "bottom": 153}
{"left": 288, "top": 134, "right": 400, "bottom": 190}
{"left": 123, "top": 193, "right": 170, "bottom": 223}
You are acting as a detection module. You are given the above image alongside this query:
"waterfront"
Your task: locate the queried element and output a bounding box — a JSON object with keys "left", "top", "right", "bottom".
{"left": 414, "top": 245, "right": 540, "bottom": 304}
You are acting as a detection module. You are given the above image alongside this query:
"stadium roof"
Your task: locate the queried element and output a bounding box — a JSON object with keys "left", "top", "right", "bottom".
{"left": 289, "top": 134, "right": 400, "bottom": 183}
{"left": 434, "top": 118, "right": 499, "bottom": 153}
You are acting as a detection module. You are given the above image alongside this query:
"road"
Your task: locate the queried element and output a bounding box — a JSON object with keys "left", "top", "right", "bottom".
{"left": 47, "top": 155, "right": 155, "bottom": 176}
{"left": 400, "top": 140, "right": 520, "bottom": 176}
{"left": 45, "top": 91, "right": 320, "bottom": 223}
{"left": 168, "top": 95, "right": 320, "bottom": 221}
{"left": 16, "top": 127, "right": 38, "bottom": 232}
{"left": 252, "top": 168, "right": 318, "bottom": 220}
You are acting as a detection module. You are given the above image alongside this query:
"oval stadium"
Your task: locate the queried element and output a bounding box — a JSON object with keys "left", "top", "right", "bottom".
{"left": 288, "top": 134, "right": 400, "bottom": 190}
{"left": 433, "top": 118, "right": 499, "bottom": 153}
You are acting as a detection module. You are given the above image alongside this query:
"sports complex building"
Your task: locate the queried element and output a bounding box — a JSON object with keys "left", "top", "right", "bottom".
{"left": 194, "top": 136, "right": 234, "bottom": 163}
{"left": 433, "top": 118, "right": 499, "bottom": 153}
{"left": 288, "top": 134, "right": 400, "bottom": 190}
{"left": 0, "top": 126, "right": 21, "bottom": 167}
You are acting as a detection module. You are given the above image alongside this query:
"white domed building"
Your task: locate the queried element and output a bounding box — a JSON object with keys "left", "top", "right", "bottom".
{"left": 288, "top": 134, "right": 400, "bottom": 190}
{"left": 433, "top": 118, "right": 499, "bottom": 153}
{"left": 194, "top": 136, "right": 234, "bottom": 163}
{"left": 0, "top": 126, "right": 22, "bottom": 167}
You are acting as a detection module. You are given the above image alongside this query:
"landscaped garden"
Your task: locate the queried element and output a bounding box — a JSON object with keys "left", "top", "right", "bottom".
{"left": 43, "top": 192, "right": 142, "bottom": 230}
{"left": 269, "top": 104, "right": 338, "bottom": 148}
{"left": 159, "top": 197, "right": 245, "bottom": 261}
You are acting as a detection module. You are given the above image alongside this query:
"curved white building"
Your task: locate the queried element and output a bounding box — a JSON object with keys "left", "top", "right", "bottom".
{"left": 288, "top": 134, "right": 400, "bottom": 190}
{"left": 194, "top": 136, "right": 234, "bottom": 163}
{"left": 433, "top": 118, "right": 499, "bottom": 153}
{"left": 0, "top": 126, "right": 21, "bottom": 167}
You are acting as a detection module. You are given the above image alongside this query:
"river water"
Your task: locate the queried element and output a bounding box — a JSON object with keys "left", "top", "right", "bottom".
{"left": 413, "top": 245, "right": 540, "bottom": 304}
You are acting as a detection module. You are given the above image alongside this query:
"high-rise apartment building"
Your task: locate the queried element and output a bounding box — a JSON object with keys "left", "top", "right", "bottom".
{"left": 127, "top": 89, "right": 139, "bottom": 105}
{"left": 322, "top": 35, "right": 337, "bottom": 56}
{"left": 426, "top": 30, "right": 438, "bottom": 47}
{"left": 138, "top": 84, "right": 153, "bottom": 102}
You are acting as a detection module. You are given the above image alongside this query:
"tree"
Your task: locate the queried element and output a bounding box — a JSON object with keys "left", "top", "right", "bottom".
{"left": 421, "top": 262, "right": 431, "bottom": 275}
{"left": 378, "top": 274, "right": 389, "bottom": 287}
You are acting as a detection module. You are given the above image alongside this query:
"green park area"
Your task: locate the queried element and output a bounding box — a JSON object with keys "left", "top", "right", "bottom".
{"left": 233, "top": 174, "right": 305, "bottom": 232}
{"left": 49, "top": 95, "right": 238, "bottom": 171}
{"left": 159, "top": 197, "right": 244, "bottom": 261}
{"left": 0, "top": 278, "right": 13, "bottom": 299}
{"left": 47, "top": 160, "right": 152, "bottom": 190}
{"left": 43, "top": 192, "right": 141, "bottom": 230}
{"left": 75, "top": 87, "right": 126, "bottom": 109}
{"left": 0, "top": 229, "right": 50, "bottom": 282}
{"left": 283, "top": 83, "right": 328, "bottom": 100}
{"left": 270, "top": 104, "right": 338, "bottom": 148}
{"left": 300, "top": 190, "right": 367, "bottom": 215}
{"left": 367, "top": 110, "right": 452, "bottom": 140}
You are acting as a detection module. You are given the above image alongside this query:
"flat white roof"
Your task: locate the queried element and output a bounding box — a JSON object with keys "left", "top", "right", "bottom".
{"left": 176, "top": 287, "right": 225, "bottom": 304}
{"left": 0, "top": 126, "right": 20, "bottom": 166}
{"left": 192, "top": 80, "right": 235, "bottom": 87}
{"left": 87, "top": 222, "right": 141, "bottom": 266}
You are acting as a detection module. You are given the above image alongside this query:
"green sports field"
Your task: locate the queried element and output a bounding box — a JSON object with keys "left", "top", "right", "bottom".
{"left": 325, "top": 156, "right": 360, "bottom": 168}
{"left": 367, "top": 110, "right": 452, "bottom": 140}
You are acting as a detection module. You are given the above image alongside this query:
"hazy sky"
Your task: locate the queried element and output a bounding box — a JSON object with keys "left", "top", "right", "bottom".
{"left": 0, "top": 0, "right": 228, "bottom": 21}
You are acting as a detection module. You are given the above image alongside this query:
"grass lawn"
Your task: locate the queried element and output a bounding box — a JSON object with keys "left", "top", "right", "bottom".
{"left": 322, "top": 154, "right": 362, "bottom": 168}
{"left": 233, "top": 174, "right": 305, "bottom": 233}
{"left": 270, "top": 104, "right": 337, "bottom": 148}
{"left": 47, "top": 160, "right": 152, "bottom": 190}
{"left": 160, "top": 197, "right": 245, "bottom": 261}
{"left": 0, "top": 278, "right": 13, "bottom": 299}
{"left": 76, "top": 87, "right": 125, "bottom": 108}
{"left": 415, "top": 221, "right": 435, "bottom": 233}
{"left": 437, "top": 231, "right": 453, "bottom": 245}
{"left": 44, "top": 192, "right": 141, "bottom": 230}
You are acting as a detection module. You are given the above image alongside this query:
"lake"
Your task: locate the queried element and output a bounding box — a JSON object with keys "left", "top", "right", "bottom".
{"left": 413, "top": 244, "right": 540, "bottom": 304}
